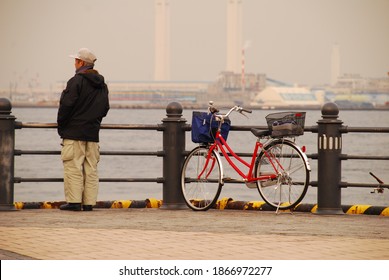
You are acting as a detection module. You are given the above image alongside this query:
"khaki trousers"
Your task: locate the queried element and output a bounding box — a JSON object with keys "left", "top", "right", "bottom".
{"left": 61, "top": 139, "right": 100, "bottom": 205}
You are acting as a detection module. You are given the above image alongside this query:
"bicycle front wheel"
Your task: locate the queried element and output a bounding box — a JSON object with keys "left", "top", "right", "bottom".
{"left": 181, "top": 146, "right": 223, "bottom": 211}
{"left": 255, "top": 139, "right": 310, "bottom": 210}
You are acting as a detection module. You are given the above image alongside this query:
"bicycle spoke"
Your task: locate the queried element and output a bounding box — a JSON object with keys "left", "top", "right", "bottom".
{"left": 181, "top": 146, "right": 222, "bottom": 211}
{"left": 255, "top": 140, "right": 309, "bottom": 210}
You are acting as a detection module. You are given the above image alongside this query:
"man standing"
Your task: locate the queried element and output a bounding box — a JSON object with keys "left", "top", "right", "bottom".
{"left": 57, "top": 48, "right": 110, "bottom": 211}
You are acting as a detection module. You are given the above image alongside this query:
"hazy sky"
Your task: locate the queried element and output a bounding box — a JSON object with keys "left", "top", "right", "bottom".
{"left": 0, "top": 0, "right": 388, "bottom": 90}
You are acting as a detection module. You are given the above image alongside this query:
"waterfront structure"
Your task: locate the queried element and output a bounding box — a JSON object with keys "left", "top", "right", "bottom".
{"left": 3, "top": 73, "right": 388, "bottom": 109}
{"left": 326, "top": 74, "right": 389, "bottom": 108}
{"left": 107, "top": 80, "right": 209, "bottom": 106}
{"left": 102, "top": 72, "right": 266, "bottom": 107}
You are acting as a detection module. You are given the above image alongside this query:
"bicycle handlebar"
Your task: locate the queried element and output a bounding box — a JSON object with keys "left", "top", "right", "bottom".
{"left": 207, "top": 101, "right": 252, "bottom": 120}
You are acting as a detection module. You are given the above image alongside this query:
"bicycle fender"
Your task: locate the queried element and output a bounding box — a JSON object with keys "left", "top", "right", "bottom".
{"left": 286, "top": 139, "right": 311, "bottom": 171}
{"left": 212, "top": 149, "right": 225, "bottom": 185}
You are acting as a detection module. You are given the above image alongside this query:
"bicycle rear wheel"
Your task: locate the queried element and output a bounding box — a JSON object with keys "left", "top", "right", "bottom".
{"left": 255, "top": 139, "right": 310, "bottom": 210}
{"left": 181, "top": 146, "right": 223, "bottom": 211}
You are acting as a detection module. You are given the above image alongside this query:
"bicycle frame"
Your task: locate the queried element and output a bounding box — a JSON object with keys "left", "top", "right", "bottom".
{"left": 202, "top": 130, "right": 279, "bottom": 184}
{"left": 183, "top": 104, "right": 311, "bottom": 211}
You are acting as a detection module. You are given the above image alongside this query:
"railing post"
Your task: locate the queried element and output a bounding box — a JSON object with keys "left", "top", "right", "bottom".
{"left": 160, "top": 102, "right": 187, "bottom": 209}
{"left": 315, "top": 102, "right": 344, "bottom": 215}
{"left": 0, "top": 98, "right": 17, "bottom": 211}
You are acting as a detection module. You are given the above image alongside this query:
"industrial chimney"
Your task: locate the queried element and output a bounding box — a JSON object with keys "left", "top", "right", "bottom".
{"left": 226, "top": 0, "right": 242, "bottom": 74}
{"left": 154, "top": 0, "right": 170, "bottom": 81}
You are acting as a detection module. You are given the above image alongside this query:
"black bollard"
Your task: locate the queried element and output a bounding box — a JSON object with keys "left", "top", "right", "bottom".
{"left": 315, "top": 102, "right": 344, "bottom": 215}
{"left": 0, "top": 98, "right": 17, "bottom": 211}
{"left": 160, "top": 102, "right": 187, "bottom": 210}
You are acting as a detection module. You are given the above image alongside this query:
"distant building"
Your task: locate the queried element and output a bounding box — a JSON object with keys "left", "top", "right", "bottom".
{"left": 250, "top": 86, "right": 325, "bottom": 108}
{"left": 106, "top": 71, "right": 267, "bottom": 108}
{"left": 211, "top": 71, "right": 266, "bottom": 93}
{"left": 106, "top": 80, "right": 209, "bottom": 106}
{"left": 206, "top": 71, "right": 267, "bottom": 106}
{"left": 327, "top": 74, "right": 389, "bottom": 108}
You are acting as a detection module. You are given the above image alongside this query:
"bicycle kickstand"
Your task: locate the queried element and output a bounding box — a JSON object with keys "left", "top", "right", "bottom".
{"left": 275, "top": 203, "right": 294, "bottom": 215}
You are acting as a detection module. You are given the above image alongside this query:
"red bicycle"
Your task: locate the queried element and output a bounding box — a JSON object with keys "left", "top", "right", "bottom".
{"left": 181, "top": 103, "right": 311, "bottom": 211}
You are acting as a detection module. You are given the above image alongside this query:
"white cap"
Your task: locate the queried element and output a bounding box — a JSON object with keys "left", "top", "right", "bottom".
{"left": 69, "top": 48, "right": 97, "bottom": 64}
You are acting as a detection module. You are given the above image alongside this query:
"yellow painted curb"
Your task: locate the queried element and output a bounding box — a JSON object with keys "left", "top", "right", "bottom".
{"left": 146, "top": 198, "right": 162, "bottom": 208}
{"left": 380, "top": 207, "right": 389, "bottom": 216}
{"left": 42, "top": 202, "right": 53, "bottom": 209}
{"left": 11, "top": 200, "right": 389, "bottom": 215}
{"left": 112, "top": 200, "right": 132, "bottom": 208}
{"left": 14, "top": 202, "right": 24, "bottom": 210}
{"left": 217, "top": 197, "right": 232, "bottom": 210}
{"left": 346, "top": 205, "right": 372, "bottom": 215}
{"left": 244, "top": 201, "right": 266, "bottom": 210}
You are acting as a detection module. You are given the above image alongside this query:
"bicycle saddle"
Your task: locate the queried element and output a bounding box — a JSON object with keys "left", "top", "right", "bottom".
{"left": 251, "top": 128, "right": 271, "bottom": 137}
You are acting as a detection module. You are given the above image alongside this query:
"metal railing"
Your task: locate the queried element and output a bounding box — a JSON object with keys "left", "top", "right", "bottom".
{"left": 1, "top": 98, "right": 388, "bottom": 214}
{"left": 12, "top": 122, "right": 164, "bottom": 184}
{"left": 0, "top": 100, "right": 189, "bottom": 211}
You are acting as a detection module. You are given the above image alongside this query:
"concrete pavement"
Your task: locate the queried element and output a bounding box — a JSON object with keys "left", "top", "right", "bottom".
{"left": 0, "top": 208, "right": 389, "bottom": 260}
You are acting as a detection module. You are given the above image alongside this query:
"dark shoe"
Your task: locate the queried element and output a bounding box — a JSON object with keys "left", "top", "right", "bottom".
{"left": 83, "top": 205, "right": 93, "bottom": 211}
{"left": 60, "top": 203, "right": 81, "bottom": 211}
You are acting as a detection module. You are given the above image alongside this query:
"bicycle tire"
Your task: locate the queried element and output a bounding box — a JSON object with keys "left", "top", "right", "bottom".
{"left": 255, "top": 139, "right": 310, "bottom": 210}
{"left": 181, "top": 146, "right": 223, "bottom": 211}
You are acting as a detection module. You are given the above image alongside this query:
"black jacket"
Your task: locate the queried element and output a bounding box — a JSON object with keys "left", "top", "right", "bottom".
{"left": 57, "top": 69, "right": 110, "bottom": 142}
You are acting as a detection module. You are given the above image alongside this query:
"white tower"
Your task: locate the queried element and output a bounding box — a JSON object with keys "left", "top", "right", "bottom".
{"left": 154, "top": 0, "right": 170, "bottom": 81}
{"left": 226, "top": 0, "right": 242, "bottom": 74}
{"left": 331, "top": 44, "right": 340, "bottom": 85}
